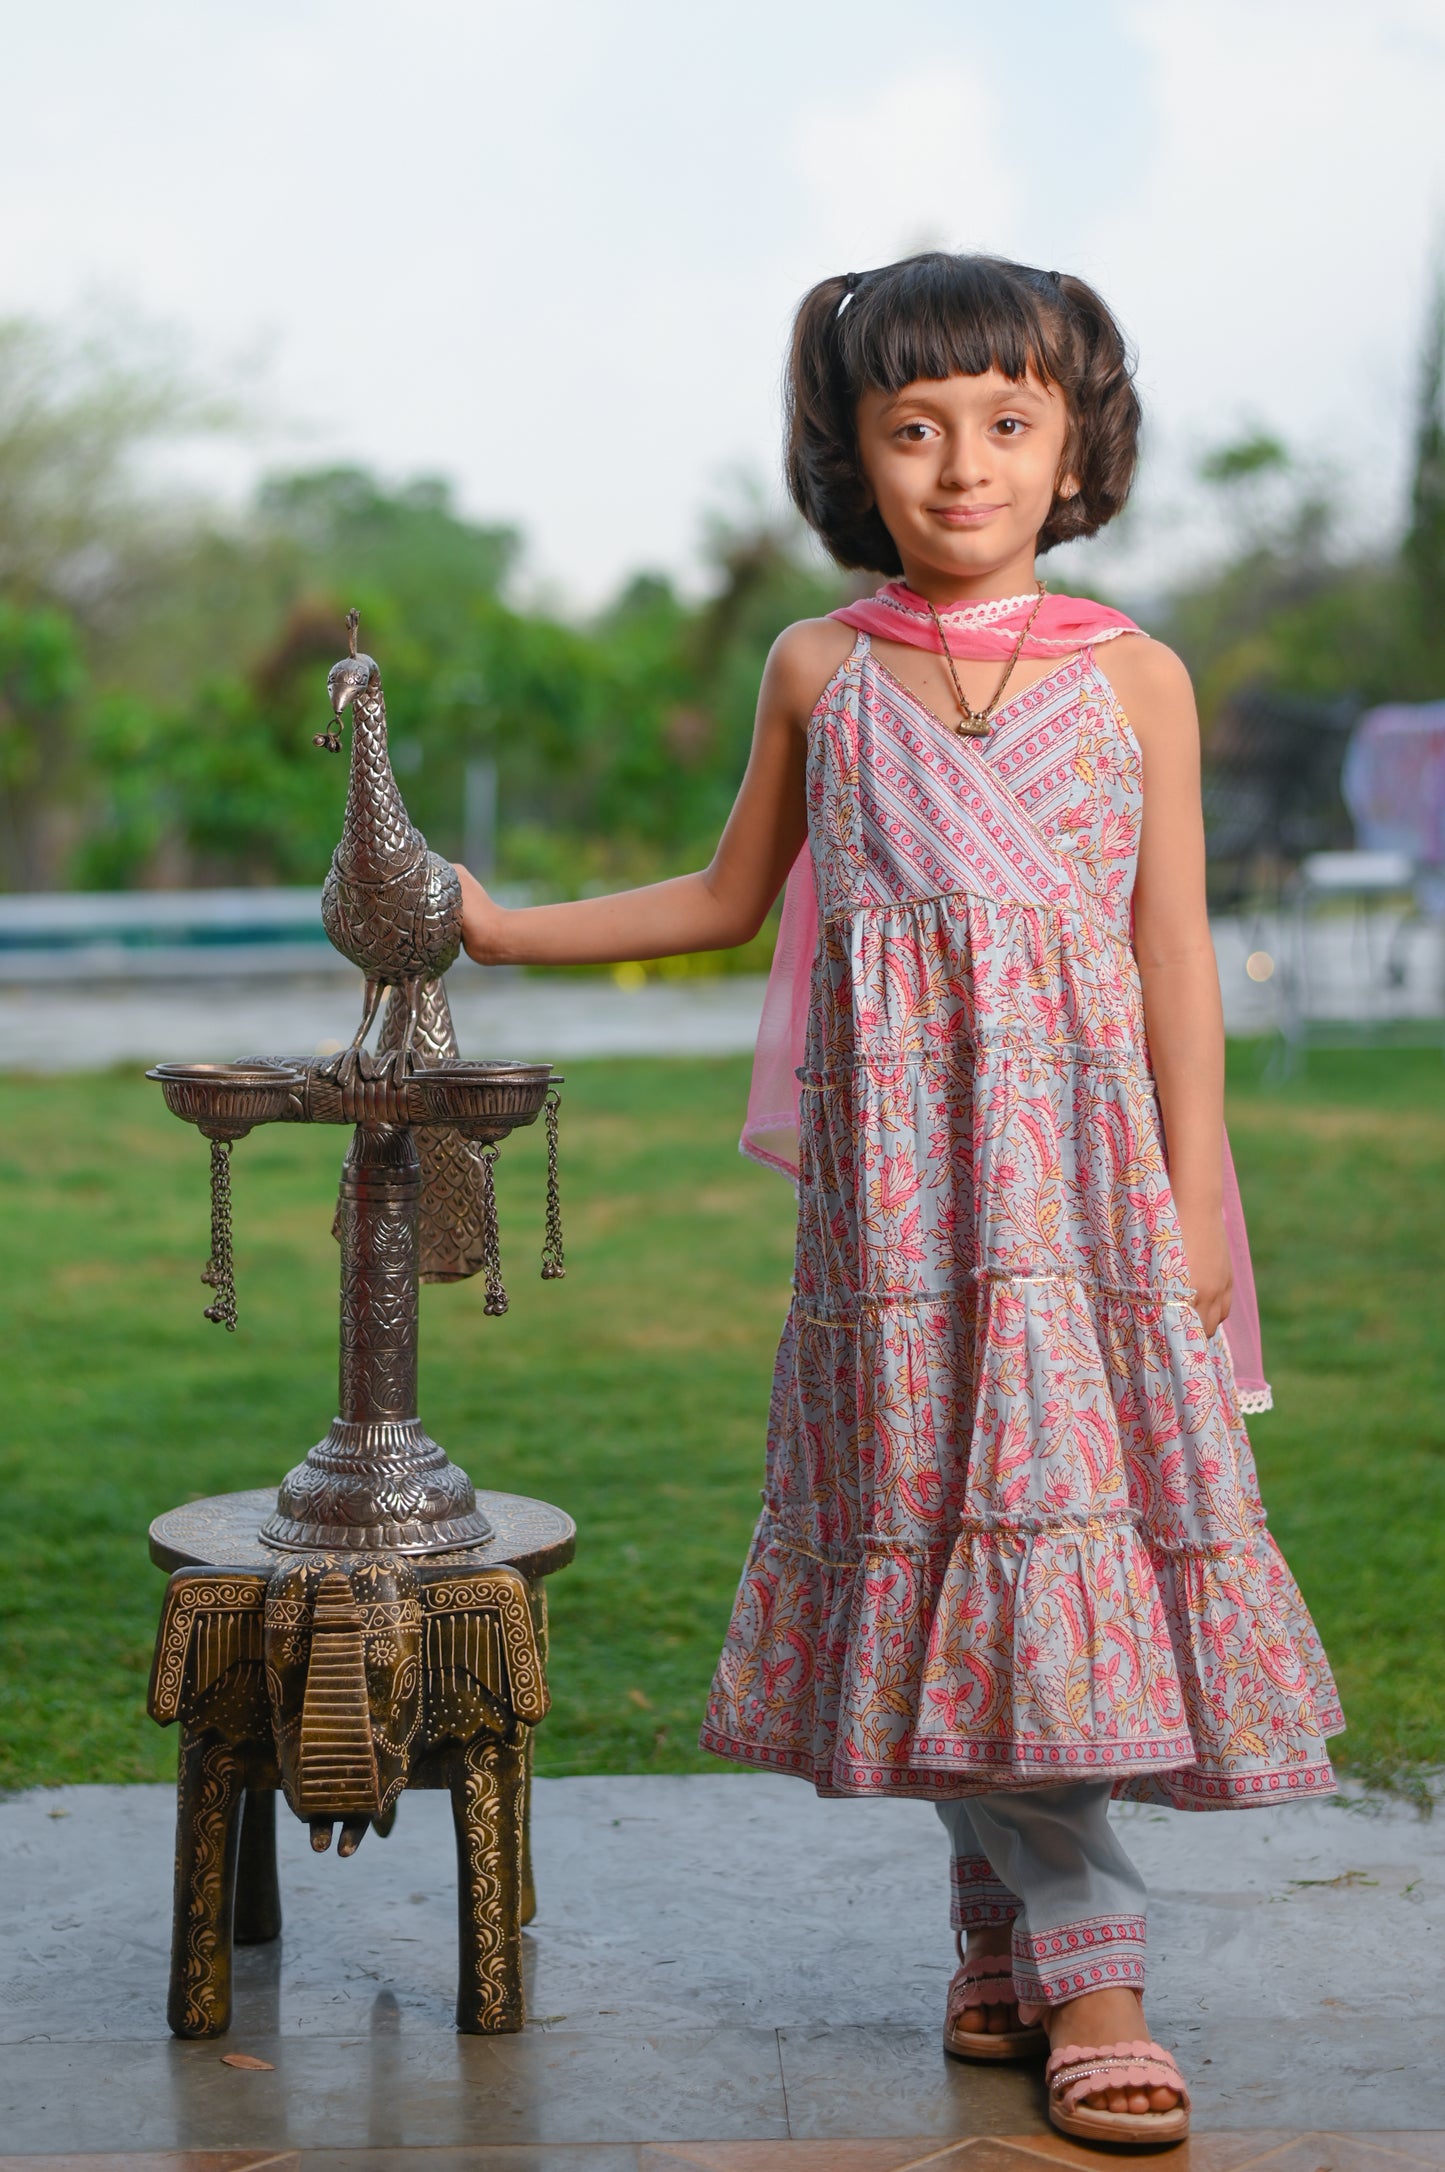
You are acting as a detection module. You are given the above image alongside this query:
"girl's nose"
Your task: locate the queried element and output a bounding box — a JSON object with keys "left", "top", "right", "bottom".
{"left": 938, "top": 433, "right": 989, "bottom": 491}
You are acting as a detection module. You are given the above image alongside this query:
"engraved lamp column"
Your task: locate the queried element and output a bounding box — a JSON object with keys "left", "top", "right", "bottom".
{"left": 261, "top": 1124, "right": 488, "bottom": 1553}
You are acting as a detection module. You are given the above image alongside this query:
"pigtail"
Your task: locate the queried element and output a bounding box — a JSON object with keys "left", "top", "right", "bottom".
{"left": 1038, "top": 273, "right": 1140, "bottom": 551}
{"left": 785, "top": 272, "right": 904, "bottom": 574}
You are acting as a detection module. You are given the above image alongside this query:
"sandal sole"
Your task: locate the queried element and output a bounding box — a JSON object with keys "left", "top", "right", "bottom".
{"left": 944, "top": 2023, "right": 1049, "bottom": 2063}
{"left": 1050, "top": 2101, "right": 1190, "bottom": 2147}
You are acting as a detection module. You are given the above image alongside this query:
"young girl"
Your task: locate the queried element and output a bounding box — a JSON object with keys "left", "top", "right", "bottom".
{"left": 456, "top": 253, "right": 1342, "bottom": 2146}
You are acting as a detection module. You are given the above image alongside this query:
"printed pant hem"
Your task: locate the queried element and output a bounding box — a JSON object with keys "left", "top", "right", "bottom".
{"left": 950, "top": 1850, "right": 1021, "bottom": 1929}
{"left": 1011, "top": 1913, "right": 1148, "bottom": 2008}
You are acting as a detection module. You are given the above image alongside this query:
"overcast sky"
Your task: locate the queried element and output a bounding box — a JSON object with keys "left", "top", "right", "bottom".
{"left": 3, "top": 0, "right": 1443, "bottom": 607}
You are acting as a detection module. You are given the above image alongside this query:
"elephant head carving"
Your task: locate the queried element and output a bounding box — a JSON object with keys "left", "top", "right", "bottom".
{"left": 148, "top": 1556, "right": 547, "bottom": 1851}
{"left": 262, "top": 1554, "right": 423, "bottom": 1826}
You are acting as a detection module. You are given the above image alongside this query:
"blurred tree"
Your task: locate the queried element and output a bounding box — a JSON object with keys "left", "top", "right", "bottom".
{"left": 34, "top": 271, "right": 1445, "bottom": 916}
{"left": 0, "top": 602, "right": 86, "bottom": 889}
{"left": 1404, "top": 262, "right": 1445, "bottom": 671}
{"left": 0, "top": 316, "right": 227, "bottom": 634}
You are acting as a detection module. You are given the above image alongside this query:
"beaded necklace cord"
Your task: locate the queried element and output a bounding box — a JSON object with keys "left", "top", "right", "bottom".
{"left": 925, "top": 581, "right": 1048, "bottom": 736}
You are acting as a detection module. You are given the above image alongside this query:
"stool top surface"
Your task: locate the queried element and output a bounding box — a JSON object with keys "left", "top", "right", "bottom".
{"left": 150, "top": 1487, "right": 576, "bottom": 1581}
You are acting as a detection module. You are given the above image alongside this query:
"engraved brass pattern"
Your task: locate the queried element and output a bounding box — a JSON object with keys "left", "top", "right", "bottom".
{"left": 261, "top": 1125, "right": 490, "bottom": 1553}
{"left": 294, "top": 1570, "right": 385, "bottom": 1815}
{"left": 143, "top": 614, "right": 573, "bottom": 2041}
{"left": 170, "top": 1730, "right": 246, "bottom": 2038}
{"left": 425, "top": 1567, "right": 548, "bottom": 1724}
{"left": 148, "top": 1571, "right": 268, "bottom": 1724}
{"left": 376, "top": 976, "right": 494, "bottom": 1284}
{"left": 150, "top": 1533, "right": 554, "bottom": 2039}
{"left": 452, "top": 1731, "right": 527, "bottom": 2033}
{"left": 150, "top": 1487, "right": 576, "bottom": 1583}
{"left": 147, "top": 618, "right": 564, "bottom": 1557}
{"left": 319, "top": 613, "right": 464, "bottom": 1031}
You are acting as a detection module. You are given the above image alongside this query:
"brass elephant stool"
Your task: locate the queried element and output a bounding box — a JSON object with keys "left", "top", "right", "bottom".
{"left": 149, "top": 1550, "right": 548, "bottom": 2037}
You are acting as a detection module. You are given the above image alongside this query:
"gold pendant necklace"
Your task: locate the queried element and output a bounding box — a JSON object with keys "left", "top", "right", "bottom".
{"left": 926, "top": 582, "right": 1048, "bottom": 737}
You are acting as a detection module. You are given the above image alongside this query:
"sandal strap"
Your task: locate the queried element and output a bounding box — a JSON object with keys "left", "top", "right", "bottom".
{"left": 1046, "top": 2040, "right": 1190, "bottom": 2113}
{"left": 946, "top": 1949, "right": 1019, "bottom": 2016}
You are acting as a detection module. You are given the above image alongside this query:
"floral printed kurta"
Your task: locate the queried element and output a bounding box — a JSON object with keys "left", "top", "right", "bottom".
{"left": 701, "top": 635, "right": 1343, "bottom": 1807}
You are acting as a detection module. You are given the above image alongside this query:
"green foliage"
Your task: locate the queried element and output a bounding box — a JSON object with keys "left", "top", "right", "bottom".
{"left": 75, "top": 676, "right": 346, "bottom": 889}
{"left": 5, "top": 270, "right": 1445, "bottom": 898}
{"left": 1167, "top": 277, "right": 1445, "bottom": 732}
{"left": 2, "top": 1053, "right": 1442, "bottom": 1792}
{"left": 1198, "top": 431, "right": 1290, "bottom": 485}
{"left": 0, "top": 600, "right": 87, "bottom": 889}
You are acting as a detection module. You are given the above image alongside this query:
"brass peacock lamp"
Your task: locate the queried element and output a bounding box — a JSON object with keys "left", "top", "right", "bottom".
{"left": 149, "top": 610, "right": 564, "bottom": 1553}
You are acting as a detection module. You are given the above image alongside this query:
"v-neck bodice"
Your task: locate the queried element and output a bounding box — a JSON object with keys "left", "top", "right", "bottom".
{"left": 809, "top": 632, "right": 1143, "bottom": 948}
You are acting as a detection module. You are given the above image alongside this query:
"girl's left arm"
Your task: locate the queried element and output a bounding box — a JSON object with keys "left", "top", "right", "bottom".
{"left": 1097, "top": 638, "right": 1232, "bottom": 1335}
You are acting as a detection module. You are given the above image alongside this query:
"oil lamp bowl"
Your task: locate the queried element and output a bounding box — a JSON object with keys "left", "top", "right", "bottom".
{"left": 148, "top": 1062, "right": 306, "bottom": 1141}
{"left": 407, "top": 1061, "right": 554, "bottom": 1141}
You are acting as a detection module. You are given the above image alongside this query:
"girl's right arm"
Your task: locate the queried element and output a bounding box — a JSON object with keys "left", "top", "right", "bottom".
{"left": 455, "top": 619, "right": 853, "bottom": 968}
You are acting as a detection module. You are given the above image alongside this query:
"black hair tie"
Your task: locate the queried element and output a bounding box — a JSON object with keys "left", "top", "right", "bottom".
{"left": 836, "top": 275, "right": 859, "bottom": 318}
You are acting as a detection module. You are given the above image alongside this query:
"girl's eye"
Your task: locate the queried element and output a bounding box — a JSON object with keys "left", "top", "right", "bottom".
{"left": 895, "top": 421, "right": 936, "bottom": 443}
{"left": 994, "top": 417, "right": 1027, "bottom": 438}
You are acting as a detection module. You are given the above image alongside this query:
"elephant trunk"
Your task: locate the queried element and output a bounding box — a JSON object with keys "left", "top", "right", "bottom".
{"left": 297, "top": 1571, "right": 382, "bottom": 1818}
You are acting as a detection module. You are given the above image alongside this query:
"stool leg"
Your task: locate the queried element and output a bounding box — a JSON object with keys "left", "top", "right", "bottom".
{"left": 234, "top": 1786, "right": 282, "bottom": 1946}
{"left": 168, "top": 1727, "right": 245, "bottom": 2038}
{"left": 450, "top": 1732, "right": 526, "bottom": 2033}
{"left": 520, "top": 1576, "right": 548, "bottom": 1928}
{"left": 520, "top": 1730, "right": 536, "bottom": 1927}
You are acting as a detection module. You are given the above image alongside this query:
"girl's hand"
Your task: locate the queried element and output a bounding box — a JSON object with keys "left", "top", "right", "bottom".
{"left": 453, "top": 862, "right": 507, "bottom": 966}
{"left": 1173, "top": 1197, "right": 1233, "bottom": 1337}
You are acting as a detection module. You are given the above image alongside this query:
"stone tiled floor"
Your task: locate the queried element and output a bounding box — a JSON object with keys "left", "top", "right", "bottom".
{"left": 5, "top": 2137, "right": 1445, "bottom": 2170}
{"left": 2, "top": 1778, "right": 1440, "bottom": 2158}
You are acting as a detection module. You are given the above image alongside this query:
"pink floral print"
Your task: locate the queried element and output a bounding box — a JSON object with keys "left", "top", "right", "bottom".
{"left": 701, "top": 637, "right": 1343, "bottom": 1807}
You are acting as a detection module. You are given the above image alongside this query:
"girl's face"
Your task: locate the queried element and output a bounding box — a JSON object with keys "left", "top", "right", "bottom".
{"left": 855, "top": 366, "right": 1074, "bottom": 596}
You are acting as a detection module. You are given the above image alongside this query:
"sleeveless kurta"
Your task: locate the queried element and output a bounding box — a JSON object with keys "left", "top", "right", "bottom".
{"left": 701, "top": 634, "right": 1343, "bottom": 1807}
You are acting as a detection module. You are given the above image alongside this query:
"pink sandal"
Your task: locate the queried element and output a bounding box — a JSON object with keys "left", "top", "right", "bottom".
{"left": 942, "top": 1943, "right": 1049, "bottom": 2063}
{"left": 1044, "top": 2038, "right": 1191, "bottom": 2145}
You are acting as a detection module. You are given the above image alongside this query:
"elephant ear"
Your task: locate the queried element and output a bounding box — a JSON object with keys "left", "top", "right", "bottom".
{"left": 423, "top": 1565, "right": 549, "bottom": 1735}
{"left": 148, "top": 1568, "right": 268, "bottom": 1726}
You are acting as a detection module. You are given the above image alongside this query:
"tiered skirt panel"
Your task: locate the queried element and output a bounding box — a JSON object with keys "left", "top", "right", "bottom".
{"left": 701, "top": 887, "right": 1342, "bottom": 1804}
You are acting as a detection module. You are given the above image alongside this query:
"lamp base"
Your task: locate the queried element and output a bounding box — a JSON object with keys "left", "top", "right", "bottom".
{"left": 260, "top": 1417, "right": 495, "bottom": 1555}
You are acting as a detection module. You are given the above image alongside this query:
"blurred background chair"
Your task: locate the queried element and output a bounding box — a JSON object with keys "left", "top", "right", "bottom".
{"left": 1275, "top": 848, "right": 1444, "bottom": 1073}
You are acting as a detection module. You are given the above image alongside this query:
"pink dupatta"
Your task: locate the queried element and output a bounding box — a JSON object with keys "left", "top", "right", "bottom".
{"left": 740, "top": 582, "right": 1273, "bottom": 1414}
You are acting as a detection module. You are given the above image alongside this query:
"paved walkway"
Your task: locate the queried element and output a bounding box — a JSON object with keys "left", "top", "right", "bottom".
{"left": 0, "top": 973, "right": 773, "bottom": 1071}
{"left": 3, "top": 913, "right": 1442, "bottom": 1072}
{"left": 1, "top": 1774, "right": 1439, "bottom": 2160}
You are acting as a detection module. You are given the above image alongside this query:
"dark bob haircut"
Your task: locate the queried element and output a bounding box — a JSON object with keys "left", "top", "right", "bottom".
{"left": 785, "top": 252, "right": 1140, "bottom": 573}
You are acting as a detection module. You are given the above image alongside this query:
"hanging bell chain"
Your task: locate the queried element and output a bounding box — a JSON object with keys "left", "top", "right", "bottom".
{"left": 541, "top": 1088, "right": 565, "bottom": 1281}
{"left": 478, "top": 1142, "right": 509, "bottom": 1316}
{"left": 201, "top": 1137, "right": 238, "bottom": 1332}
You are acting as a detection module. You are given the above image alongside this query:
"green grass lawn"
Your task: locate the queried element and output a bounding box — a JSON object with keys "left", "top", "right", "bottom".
{"left": 1, "top": 1046, "right": 1442, "bottom": 1796}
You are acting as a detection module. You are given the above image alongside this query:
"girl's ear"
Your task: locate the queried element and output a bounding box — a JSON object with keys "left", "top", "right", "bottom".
{"left": 1058, "top": 472, "right": 1081, "bottom": 501}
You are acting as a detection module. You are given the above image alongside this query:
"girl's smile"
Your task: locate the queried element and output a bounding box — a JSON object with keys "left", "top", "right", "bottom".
{"left": 930, "top": 501, "right": 1007, "bottom": 526}
{"left": 856, "top": 366, "right": 1074, "bottom": 602}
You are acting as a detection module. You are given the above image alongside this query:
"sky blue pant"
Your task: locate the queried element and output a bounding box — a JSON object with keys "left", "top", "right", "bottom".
{"left": 936, "top": 1782, "right": 1148, "bottom": 2007}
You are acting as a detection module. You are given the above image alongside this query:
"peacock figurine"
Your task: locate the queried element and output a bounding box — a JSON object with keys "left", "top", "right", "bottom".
{"left": 317, "top": 607, "right": 463, "bottom": 1072}
{"left": 315, "top": 608, "right": 491, "bottom": 1283}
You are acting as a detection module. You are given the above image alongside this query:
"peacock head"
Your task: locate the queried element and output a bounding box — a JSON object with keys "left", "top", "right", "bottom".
{"left": 314, "top": 608, "right": 380, "bottom": 754}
